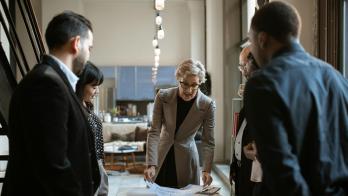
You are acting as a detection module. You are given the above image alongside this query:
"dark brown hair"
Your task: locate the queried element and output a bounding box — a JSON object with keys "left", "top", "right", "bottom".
{"left": 76, "top": 61, "right": 103, "bottom": 108}
{"left": 251, "top": 1, "right": 301, "bottom": 42}
{"left": 45, "top": 11, "right": 92, "bottom": 50}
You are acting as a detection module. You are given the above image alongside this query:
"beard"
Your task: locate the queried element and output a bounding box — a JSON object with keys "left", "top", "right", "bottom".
{"left": 72, "top": 51, "right": 87, "bottom": 75}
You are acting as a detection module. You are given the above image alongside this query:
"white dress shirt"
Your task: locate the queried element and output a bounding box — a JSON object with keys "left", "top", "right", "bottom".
{"left": 234, "top": 119, "right": 247, "bottom": 161}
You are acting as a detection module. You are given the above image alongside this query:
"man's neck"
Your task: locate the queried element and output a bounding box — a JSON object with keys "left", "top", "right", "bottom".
{"left": 50, "top": 51, "right": 73, "bottom": 71}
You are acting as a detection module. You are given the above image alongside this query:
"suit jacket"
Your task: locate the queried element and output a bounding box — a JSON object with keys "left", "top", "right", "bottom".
{"left": 146, "top": 87, "right": 215, "bottom": 188}
{"left": 230, "top": 107, "right": 255, "bottom": 196}
{"left": 2, "top": 55, "right": 100, "bottom": 196}
{"left": 245, "top": 40, "right": 348, "bottom": 196}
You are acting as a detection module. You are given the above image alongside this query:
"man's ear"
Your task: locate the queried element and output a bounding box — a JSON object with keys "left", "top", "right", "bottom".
{"left": 257, "top": 32, "right": 269, "bottom": 49}
{"left": 70, "top": 36, "right": 81, "bottom": 55}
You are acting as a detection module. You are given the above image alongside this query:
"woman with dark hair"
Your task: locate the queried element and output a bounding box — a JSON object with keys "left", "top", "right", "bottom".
{"left": 76, "top": 62, "right": 108, "bottom": 196}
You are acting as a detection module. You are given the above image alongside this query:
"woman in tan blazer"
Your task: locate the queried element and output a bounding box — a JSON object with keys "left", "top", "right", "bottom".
{"left": 144, "top": 59, "right": 216, "bottom": 188}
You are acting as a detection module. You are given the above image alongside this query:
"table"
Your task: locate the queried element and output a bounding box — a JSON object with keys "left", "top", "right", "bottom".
{"left": 104, "top": 141, "right": 145, "bottom": 171}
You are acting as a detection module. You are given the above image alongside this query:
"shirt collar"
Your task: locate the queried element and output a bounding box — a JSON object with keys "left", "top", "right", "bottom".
{"left": 49, "top": 54, "right": 79, "bottom": 91}
{"left": 272, "top": 38, "right": 305, "bottom": 59}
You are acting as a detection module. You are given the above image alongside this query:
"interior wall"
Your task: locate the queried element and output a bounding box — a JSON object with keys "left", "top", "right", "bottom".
{"left": 84, "top": 0, "right": 191, "bottom": 66}
{"left": 38, "top": 0, "right": 206, "bottom": 67}
{"left": 274, "top": 0, "right": 318, "bottom": 56}
{"left": 41, "top": 0, "right": 84, "bottom": 53}
{"left": 188, "top": 0, "right": 206, "bottom": 65}
{"left": 206, "top": 0, "right": 224, "bottom": 162}
{"left": 223, "top": 0, "right": 242, "bottom": 162}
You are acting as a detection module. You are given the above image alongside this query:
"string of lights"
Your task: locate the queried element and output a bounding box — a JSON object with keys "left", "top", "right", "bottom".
{"left": 152, "top": 0, "right": 165, "bottom": 83}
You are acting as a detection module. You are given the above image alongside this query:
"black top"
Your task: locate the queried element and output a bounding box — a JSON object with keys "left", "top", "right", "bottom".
{"left": 155, "top": 93, "right": 196, "bottom": 188}
{"left": 175, "top": 95, "right": 196, "bottom": 133}
{"left": 86, "top": 108, "right": 105, "bottom": 161}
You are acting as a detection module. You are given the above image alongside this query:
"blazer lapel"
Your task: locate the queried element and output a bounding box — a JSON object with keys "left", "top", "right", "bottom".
{"left": 41, "top": 55, "right": 83, "bottom": 110}
{"left": 163, "top": 87, "right": 178, "bottom": 136}
{"left": 41, "top": 55, "right": 92, "bottom": 135}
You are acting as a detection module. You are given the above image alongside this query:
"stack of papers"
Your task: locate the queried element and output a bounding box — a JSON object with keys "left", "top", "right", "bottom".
{"left": 144, "top": 181, "right": 220, "bottom": 195}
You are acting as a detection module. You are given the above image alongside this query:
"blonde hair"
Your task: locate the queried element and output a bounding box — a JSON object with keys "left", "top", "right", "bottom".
{"left": 175, "top": 59, "right": 206, "bottom": 83}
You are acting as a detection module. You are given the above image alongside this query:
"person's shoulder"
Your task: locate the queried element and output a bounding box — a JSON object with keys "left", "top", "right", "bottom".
{"left": 198, "top": 91, "right": 215, "bottom": 110}
{"left": 17, "top": 63, "right": 65, "bottom": 93}
{"left": 157, "top": 87, "right": 177, "bottom": 99}
{"left": 198, "top": 90, "right": 212, "bottom": 103}
{"left": 28, "top": 63, "right": 61, "bottom": 82}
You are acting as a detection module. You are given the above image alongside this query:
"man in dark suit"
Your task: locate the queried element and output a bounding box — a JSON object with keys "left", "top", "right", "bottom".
{"left": 230, "top": 46, "right": 260, "bottom": 196}
{"left": 2, "top": 11, "right": 100, "bottom": 196}
{"left": 244, "top": 2, "right": 348, "bottom": 196}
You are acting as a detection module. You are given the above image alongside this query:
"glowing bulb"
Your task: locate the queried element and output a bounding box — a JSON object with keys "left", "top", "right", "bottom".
{"left": 157, "top": 26, "right": 164, "bottom": 39}
{"left": 155, "top": 0, "right": 165, "bottom": 10}
{"left": 154, "top": 46, "right": 161, "bottom": 56}
{"left": 154, "top": 55, "right": 160, "bottom": 62}
{"left": 155, "top": 15, "right": 162, "bottom": 25}
{"left": 154, "top": 62, "right": 159, "bottom": 67}
{"left": 152, "top": 38, "right": 158, "bottom": 47}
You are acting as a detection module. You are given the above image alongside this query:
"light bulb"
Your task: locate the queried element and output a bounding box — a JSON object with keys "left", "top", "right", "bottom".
{"left": 155, "top": 15, "right": 162, "bottom": 25}
{"left": 157, "top": 26, "right": 165, "bottom": 39}
{"left": 154, "top": 55, "right": 160, "bottom": 62}
{"left": 154, "top": 62, "right": 159, "bottom": 67}
{"left": 154, "top": 46, "right": 161, "bottom": 56}
{"left": 152, "top": 78, "right": 157, "bottom": 84}
{"left": 155, "top": 0, "right": 165, "bottom": 10}
{"left": 152, "top": 38, "right": 158, "bottom": 47}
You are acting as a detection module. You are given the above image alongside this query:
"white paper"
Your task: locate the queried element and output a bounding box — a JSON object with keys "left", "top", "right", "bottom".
{"left": 144, "top": 181, "right": 203, "bottom": 196}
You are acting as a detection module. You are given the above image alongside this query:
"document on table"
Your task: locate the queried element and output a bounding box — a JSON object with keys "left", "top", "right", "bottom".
{"left": 144, "top": 181, "right": 220, "bottom": 195}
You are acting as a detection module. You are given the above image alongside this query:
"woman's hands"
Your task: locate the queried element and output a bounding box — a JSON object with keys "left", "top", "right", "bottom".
{"left": 202, "top": 171, "right": 213, "bottom": 187}
{"left": 144, "top": 166, "right": 156, "bottom": 182}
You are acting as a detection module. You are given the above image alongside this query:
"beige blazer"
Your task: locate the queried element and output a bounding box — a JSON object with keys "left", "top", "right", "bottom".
{"left": 146, "top": 87, "right": 215, "bottom": 187}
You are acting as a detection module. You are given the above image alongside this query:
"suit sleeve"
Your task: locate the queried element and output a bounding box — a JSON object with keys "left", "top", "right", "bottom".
{"left": 23, "top": 76, "right": 82, "bottom": 195}
{"left": 244, "top": 78, "right": 309, "bottom": 196}
{"left": 201, "top": 101, "right": 216, "bottom": 173}
{"left": 146, "top": 90, "right": 164, "bottom": 166}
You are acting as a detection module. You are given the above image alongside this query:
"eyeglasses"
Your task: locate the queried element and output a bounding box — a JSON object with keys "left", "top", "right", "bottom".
{"left": 179, "top": 81, "right": 200, "bottom": 90}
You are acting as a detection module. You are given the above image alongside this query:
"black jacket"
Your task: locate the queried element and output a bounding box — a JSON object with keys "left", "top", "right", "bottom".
{"left": 2, "top": 55, "right": 100, "bottom": 196}
{"left": 245, "top": 40, "right": 348, "bottom": 196}
{"left": 230, "top": 107, "right": 256, "bottom": 196}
